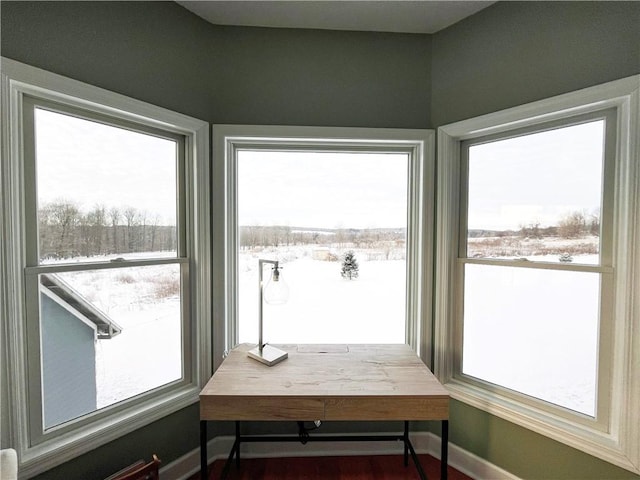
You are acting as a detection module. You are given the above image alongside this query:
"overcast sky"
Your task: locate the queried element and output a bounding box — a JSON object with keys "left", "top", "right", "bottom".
{"left": 35, "top": 107, "right": 604, "bottom": 233}
{"left": 468, "top": 119, "right": 605, "bottom": 231}
{"left": 238, "top": 150, "right": 409, "bottom": 229}
{"left": 36, "top": 108, "right": 409, "bottom": 230}
{"left": 35, "top": 108, "right": 177, "bottom": 225}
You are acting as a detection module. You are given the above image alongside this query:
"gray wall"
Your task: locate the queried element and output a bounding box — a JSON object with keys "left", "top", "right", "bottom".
{"left": 1, "top": 1, "right": 639, "bottom": 479}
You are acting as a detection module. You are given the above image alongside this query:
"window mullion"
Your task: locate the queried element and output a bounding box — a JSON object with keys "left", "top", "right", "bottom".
{"left": 25, "top": 257, "right": 187, "bottom": 275}
{"left": 458, "top": 257, "right": 613, "bottom": 274}
{"left": 22, "top": 96, "right": 40, "bottom": 267}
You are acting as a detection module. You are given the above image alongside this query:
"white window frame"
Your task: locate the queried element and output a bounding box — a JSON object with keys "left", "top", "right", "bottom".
{"left": 212, "top": 125, "right": 434, "bottom": 371}
{"left": 434, "top": 75, "right": 640, "bottom": 474}
{"left": 0, "top": 57, "right": 211, "bottom": 478}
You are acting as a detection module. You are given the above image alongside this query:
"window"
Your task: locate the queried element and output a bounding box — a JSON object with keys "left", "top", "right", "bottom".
{"left": 435, "top": 76, "right": 640, "bottom": 474}
{"left": 26, "top": 101, "right": 185, "bottom": 430}
{"left": 461, "top": 113, "right": 614, "bottom": 419}
{"left": 237, "top": 150, "right": 408, "bottom": 344}
{"left": 212, "top": 126, "right": 434, "bottom": 370}
{"left": 1, "top": 58, "right": 210, "bottom": 477}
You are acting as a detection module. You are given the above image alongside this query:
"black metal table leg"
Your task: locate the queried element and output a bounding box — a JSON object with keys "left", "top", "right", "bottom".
{"left": 218, "top": 420, "right": 431, "bottom": 480}
{"left": 235, "top": 421, "right": 241, "bottom": 468}
{"left": 220, "top": 422, "right": 242, "bottom": 480}
{"left": 441, "top": 420, "right": 449, "bottom": 480}
{"left": 403, "top": 421, "right": 409, "bottom": 467}
{"left": 200, "top": 420, "right": 208, "bottom": 480}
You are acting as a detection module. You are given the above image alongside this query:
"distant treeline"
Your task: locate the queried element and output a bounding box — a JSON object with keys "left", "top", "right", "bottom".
{"left": 469, "top": 211, "right": 600, "bottom": 239}
{"left": 39, "top": 201, "right": 176, "bottom": 260}
{"left": 240, "top": 225, "right": 406, "bottom": 249}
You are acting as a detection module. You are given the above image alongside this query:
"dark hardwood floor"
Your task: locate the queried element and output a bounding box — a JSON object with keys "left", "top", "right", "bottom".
{"left": 195, "top": 454, "right": 472, "bottom": 480}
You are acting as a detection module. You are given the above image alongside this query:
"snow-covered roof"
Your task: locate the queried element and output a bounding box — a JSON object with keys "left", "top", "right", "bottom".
{"left": 40, "top": 274, "right": 122, "bottom": 339}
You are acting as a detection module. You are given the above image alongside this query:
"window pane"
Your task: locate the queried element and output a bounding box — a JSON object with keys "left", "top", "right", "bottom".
{"left": 237, "top": 150, "right": 408, "bottom": 344}
{"left": 39, "top": 264, "right": 182, "bottom": 428}
{"left": 467, "top": 121, "right": 604, "bottom": 265}
{"left": 462, "top": 263, "right": 599, "bottom": 416}
{"left": 35, "top": 108, "right": 178, "bottom": 263}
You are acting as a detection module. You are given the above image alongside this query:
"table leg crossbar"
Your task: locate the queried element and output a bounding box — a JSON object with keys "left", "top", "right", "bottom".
{"left": 201, "top": 420, "right": 449, "bottom": 480}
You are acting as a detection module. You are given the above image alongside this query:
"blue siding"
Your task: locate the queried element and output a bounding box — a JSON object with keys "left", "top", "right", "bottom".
{"left": 41, "top": 294, "right": 97, "bottom": 429}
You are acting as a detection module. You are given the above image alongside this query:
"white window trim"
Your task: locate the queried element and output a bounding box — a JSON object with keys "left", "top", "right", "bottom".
{"left": 212, "top": 125, "right": 434, "bottom": 371}
{"left": 434, "top": 75, "right": 640, "bottom": 474}
{"left": 0, "top": 57, "right": 212, "bottom": 478}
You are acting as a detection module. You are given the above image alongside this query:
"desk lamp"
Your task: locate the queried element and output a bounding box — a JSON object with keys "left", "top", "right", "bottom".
{"left": 247, "top": 259, "right": 289, "bottom": 366}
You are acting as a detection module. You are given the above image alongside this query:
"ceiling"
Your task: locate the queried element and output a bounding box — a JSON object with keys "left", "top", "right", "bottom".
{"left": 175, "top": 1, "right": 496, "bottom": 34}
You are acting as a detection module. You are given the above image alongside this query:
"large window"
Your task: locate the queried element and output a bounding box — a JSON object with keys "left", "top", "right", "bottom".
{"left": 237, "top": 150, "right": 408, "bottom": 345}
{"left": 1, "top": 58, "right": 210, "bottom": 477}
{"left": 435, "top": 76, "right": 640, "bottom": 474}
{"left": 26, "top": 101, "right": 185, "bottom": 430}
{"left": 213, "top": 126, "right": 434, "bottom": 369}
{"left": 460, "top": 113, "right": 614, "bottom": 419}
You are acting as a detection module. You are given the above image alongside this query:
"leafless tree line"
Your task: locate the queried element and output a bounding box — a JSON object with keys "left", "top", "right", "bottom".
{"left": 470, "top": 211, "right": 601, "bottom": 240}
{"left": 519, "top": 211, "right": 600, "bottom": 239}
{"left": 38, "top": 200, "right": 176, "bottom": 260}
{"left": 468, "top": 211, "right": 601, "bottom": 259}
{"left": 239, "top": 225, "right": 406, "bottom": 250}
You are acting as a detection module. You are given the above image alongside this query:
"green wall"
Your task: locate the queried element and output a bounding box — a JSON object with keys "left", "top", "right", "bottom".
{"left": 431, "top": 1, "right": 640, "bottom": 126}
{"left": 1, "top": 1, "right": 639, "bottom": 479}
{"left": 1, "top": 2, "right": 431, "bottom": 479}
{"left": 0, "top": 1, "right": 431, "bottom": 128}
{"left": 431, "top": 2, "right": 640, "bottom": 479}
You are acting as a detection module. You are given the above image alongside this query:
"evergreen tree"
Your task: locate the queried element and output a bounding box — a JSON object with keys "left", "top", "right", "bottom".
{"left": 341, "top": 250, "right": 359, "bottom": 280}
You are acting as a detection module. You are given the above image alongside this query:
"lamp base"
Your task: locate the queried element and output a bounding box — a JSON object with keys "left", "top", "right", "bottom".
{"left": 247, "top": 344, "right": 288, "bottom": 366}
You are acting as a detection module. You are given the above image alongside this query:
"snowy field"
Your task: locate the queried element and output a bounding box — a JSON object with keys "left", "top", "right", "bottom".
{"left": 59, "top": 264, "right": 182, "bottom": 409}
{"left": 462, "top": 260, "right": 599, "bottom": 416}
{"left": 54, "top": 243, "right": 600, "bottom": 417}
{"left": 238, "top": 252, "right": 407, "bottom": 345}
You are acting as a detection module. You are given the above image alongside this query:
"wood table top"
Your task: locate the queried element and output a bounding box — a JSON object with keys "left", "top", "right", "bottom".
{"left": 200, "top": 344, "right": 449, "bottom": 421}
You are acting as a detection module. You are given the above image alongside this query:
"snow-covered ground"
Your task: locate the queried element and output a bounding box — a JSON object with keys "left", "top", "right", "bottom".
{"left": 55, "top": 242, "right": 599, "bottom": 417}
{"left": 462, "top": 261, "right": 599, "bottom": 416}
{"left": 238, "top": 251, "right": 407, "bottom": 345}
{"left": 60, "top": 264, "right": 182, "bottom": 409}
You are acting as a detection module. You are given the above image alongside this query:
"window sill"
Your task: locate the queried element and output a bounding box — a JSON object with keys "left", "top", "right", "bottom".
{"left": 18, "top": 385, "right": 200, "bottom": 479}
{"left": 442, "top": 379, "right": 637, "bottom": 472}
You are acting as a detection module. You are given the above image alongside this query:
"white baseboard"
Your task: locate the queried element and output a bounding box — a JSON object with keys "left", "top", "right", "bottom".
{"left": 424, "top": 434, "right": 521, "bottom": 480}
{"left": 160, "top": 431, "right": 521, "bottom": 480}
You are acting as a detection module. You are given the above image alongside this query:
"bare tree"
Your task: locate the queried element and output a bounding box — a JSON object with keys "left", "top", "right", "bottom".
{"left": 588, "top": 211, "right": 600, "bottom": 237}
{"left": 46, "top": 200, "right": 80, "bottom": 258}
{"left": 519, "top": 221, "right": 541, "bottom": 239}
{"left": 123, "top": 207, "right": 138, "bottom": 252}
{"left": 558, "top": 211, "right": 587, "bottom": 238}
{"left": 149, "top": 214, "right": 160, "bottom": 251}
{"left": 86, "top": 204, "right": 107, "bottom": 255}
{"left": 109, "top": 207, "right": 120, "bottom": 253}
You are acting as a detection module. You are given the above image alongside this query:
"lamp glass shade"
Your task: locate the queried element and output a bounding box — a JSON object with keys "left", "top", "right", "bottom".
{"left": 264, "top": 271, "right": 289, "bottom": 305}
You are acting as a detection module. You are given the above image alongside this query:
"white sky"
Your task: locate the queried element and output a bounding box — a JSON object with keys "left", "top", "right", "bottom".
{"left": 238, "top": 150, "right": 409, "bottom": 229}
{"left": 468, "top": 120, "right": 605, "bottom": 230}
{"left": 35, "top": 108, "right": 604, "bottom": 233}
{"left": 35, "top": 108, "right": 177, "bottom": 225}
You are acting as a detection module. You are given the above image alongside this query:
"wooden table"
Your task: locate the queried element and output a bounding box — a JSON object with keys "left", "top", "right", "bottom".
{"left": 200, "top": 344, "right": 450, "bottom": 479}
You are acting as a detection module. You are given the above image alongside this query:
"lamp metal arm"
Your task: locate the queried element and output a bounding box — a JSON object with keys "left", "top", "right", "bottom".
{"left": 258, "top": 259, "right": 280, "bottom": 352}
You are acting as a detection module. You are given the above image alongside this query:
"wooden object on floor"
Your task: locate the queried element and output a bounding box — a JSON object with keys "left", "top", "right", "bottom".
{"left": 106, "top": 454, "right": 160, "bottom": 480}
{"left": 197, "top": 454, "right": 472, "bottom": 480}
